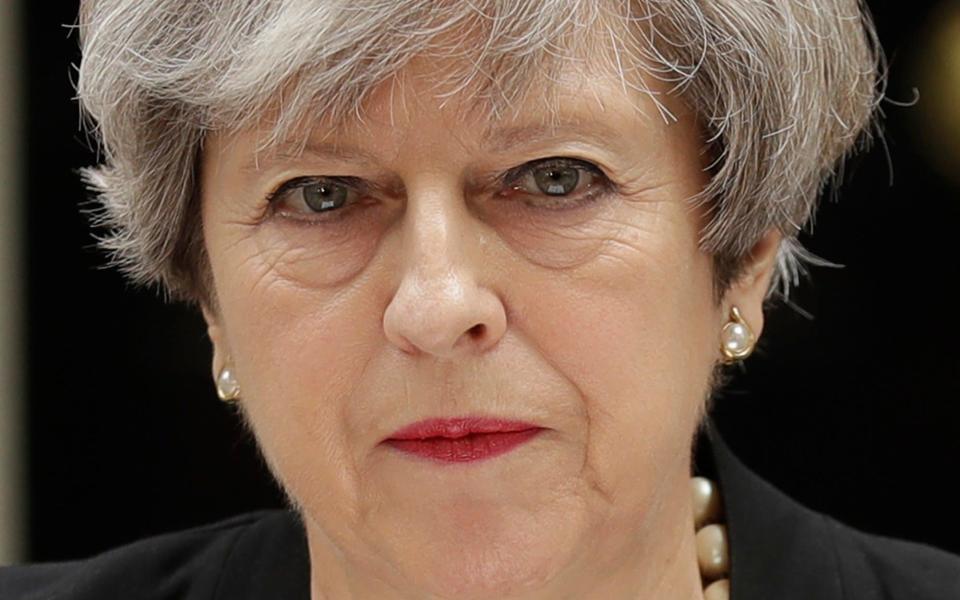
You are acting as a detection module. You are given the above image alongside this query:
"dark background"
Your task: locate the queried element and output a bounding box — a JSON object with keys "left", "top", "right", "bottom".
{"left": 21, "top": 1, "right": 960, "bottom": 561}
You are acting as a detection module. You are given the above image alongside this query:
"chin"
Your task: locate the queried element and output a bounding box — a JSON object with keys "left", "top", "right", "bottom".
{"left": 382, "top": 502, "right": 585, "bottom": 600}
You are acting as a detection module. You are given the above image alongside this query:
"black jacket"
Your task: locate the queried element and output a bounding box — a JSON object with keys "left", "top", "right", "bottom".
{"left": 3, "top": 418, "right": 958, "bottom": 599}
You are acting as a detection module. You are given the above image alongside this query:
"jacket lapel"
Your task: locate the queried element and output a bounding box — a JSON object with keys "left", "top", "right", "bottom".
{"left": 700, "top": 418, "right": 845, "bottom": 600}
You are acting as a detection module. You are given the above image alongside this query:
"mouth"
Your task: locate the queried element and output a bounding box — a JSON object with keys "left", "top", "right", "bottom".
{"left": 383, "top": 417, "right": 545, "bottom": 464}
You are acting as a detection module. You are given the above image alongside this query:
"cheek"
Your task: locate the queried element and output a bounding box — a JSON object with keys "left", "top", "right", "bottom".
{"left": 207, "top": 232, "right": 385, "bottom": 516}
{"left": 525, "top": 212, "right": 716, "bottom": 394}
{"left": 509, "top": 204, "right": 717, "bottom": 492}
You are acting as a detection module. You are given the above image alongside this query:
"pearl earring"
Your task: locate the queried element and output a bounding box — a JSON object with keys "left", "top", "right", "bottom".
{"left": 216, "top": 365, "right": 241, "bottom": 402}
{"left": 720, "top": 306, "right": 756, "bottom": 364}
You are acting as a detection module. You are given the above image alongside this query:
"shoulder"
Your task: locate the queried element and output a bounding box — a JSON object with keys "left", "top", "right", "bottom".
{"left": 824, "top": 515, "right": 960, "bottom": 600}
{"left": 0, "top": 511, "right": 291, "bottom": 600}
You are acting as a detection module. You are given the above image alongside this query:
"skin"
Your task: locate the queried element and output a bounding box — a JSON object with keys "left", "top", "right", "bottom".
{"left": 199, "top": 56, "right": 781, "bottom": 600}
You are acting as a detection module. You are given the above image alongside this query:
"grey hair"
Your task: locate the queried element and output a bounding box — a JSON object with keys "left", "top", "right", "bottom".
{"left": 75, "top": 0, "right": 884, "bottom": 307}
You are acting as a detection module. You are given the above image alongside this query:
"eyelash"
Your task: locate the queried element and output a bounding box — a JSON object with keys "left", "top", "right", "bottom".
{"left": 263, "top": 157, "right": 615, "bottom": 225}
{"left": 498, "top": 157, "right": 614, "bottom": 211}
{"left": 264, "top": 175, "right": 368, "bottom": 225}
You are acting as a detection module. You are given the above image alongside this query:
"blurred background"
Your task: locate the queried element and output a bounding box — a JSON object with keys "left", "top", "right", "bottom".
{"left": 0, "top": 0, "right": 958, "bottom": 564}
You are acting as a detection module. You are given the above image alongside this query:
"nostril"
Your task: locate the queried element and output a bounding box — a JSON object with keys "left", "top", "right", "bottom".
{"left": 468, "top": 323, "right": 486, "bottom": 339}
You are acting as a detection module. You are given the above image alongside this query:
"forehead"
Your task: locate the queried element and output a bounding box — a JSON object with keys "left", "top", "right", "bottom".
{"left": 382, "top": 51, "right": 677, "bottom": 128}
{"left": 235, "top": 50, "right": 689, "bottom": 164}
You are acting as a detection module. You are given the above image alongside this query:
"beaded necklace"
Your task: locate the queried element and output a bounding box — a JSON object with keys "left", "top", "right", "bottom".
{"left": 691, "top": 477, "right": 730, "bottom": 600}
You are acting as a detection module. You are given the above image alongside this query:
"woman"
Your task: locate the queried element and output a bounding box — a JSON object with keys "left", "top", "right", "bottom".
{"left": 3, "top": 0, "right": 959, "bottom": 599}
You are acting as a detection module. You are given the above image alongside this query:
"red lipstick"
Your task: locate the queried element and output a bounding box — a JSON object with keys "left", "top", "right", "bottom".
{"left": 384, "top": 417, "right": 544, "bottom": 463}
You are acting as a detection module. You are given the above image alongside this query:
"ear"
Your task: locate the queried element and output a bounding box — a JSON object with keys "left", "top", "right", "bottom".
{"left": 201, "top": 303, "right": 230, "bottom": 385}
{"left": 720, "top": 228, "right": 783, "bottom": 341}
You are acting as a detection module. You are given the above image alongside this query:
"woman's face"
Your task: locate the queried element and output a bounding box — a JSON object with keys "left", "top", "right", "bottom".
{"left": 200, "top": 58, "right": 775, "bottom": 598}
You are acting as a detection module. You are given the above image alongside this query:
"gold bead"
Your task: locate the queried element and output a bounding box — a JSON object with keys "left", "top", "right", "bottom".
{"left": 691, "top": 476, "right": 723, "bottom": 529}
{"left": 696, "top": 524, "right": 730, "bottom": 580}
{"left": 704, "top": 578, "right": 730, "bottom": 600}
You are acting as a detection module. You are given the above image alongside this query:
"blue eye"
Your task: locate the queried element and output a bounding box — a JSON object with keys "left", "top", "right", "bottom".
{"left": 266, "top": 176, "right": 364, "bottom": 221}
{"left": 532, "top": 164, "right": 581, "bottom": 195}
{"left": 503, "top": 157, "right": 611, "bottom": 209}
{"left": 301, "top": 180, "right": 350, "bottom": 212}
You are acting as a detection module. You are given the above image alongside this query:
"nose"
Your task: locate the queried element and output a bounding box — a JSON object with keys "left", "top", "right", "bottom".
{"left": 383, "top": 188, "right": 507, "bottom": 359}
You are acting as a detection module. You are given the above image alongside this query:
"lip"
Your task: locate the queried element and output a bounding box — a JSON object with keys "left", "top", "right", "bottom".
{"left": 384, "top": 417, "right": 544, "bottom": 463}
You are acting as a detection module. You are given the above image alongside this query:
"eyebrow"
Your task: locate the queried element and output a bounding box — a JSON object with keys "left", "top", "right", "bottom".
{"left": 480, "top": 118, "right": 628, "bottom": 153}
{"left": 239, "top": 142, "right": 379, "bottom": 173}
{"left": 240, "top": 117, "right": 629, "bottom": 173}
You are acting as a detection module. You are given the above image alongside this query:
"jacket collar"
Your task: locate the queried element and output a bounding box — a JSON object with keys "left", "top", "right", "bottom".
{"left": 699, "top": 416, "right": 844, "bottom": 600}
{"left": 220, "top": 418, "right": 845, "bottom": 600}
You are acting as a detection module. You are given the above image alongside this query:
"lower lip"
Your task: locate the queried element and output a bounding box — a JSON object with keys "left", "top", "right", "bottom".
{"left": 385, "top": 429, "right": 544, "bottom": 463}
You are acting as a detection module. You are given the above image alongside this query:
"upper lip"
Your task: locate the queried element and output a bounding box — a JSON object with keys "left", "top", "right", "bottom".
{"left": 386, "top": 416, "right": 542, "bottom": 441}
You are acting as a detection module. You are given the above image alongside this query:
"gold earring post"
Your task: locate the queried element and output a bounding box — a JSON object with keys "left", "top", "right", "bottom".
{"left": 720, "top": 306, "right": 756, "bottom": 364}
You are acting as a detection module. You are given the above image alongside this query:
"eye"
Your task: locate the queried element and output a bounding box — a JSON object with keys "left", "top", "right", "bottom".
{"left": 501, "top": 157, "right": 611, "bottom": 210}
{"left": 266, "top": 176, "right": 364, "bottom": 222}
